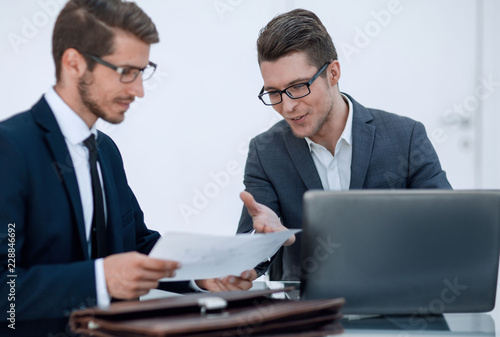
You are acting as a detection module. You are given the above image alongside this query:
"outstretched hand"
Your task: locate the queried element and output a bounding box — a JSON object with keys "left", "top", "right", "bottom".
{"left": 240, "top": 191, "right": 295, "bottom": 246}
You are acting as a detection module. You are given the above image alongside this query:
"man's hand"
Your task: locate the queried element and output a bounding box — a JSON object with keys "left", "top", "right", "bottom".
{"left": 103, "top": 252, "right": 180, "bottom": 299}
{"left": 240, "top": 191, "right": 295, "bottom": 246}
{"left": 195, "top": 269, "right": 258, "bottom": 292}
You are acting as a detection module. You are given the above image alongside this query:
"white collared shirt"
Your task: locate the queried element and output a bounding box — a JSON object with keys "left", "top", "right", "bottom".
{"left": 305, "top": 94, "right": 353, "bottom": 191}
{"left": 45, "top": 87, "right": 111, "bottom": 307}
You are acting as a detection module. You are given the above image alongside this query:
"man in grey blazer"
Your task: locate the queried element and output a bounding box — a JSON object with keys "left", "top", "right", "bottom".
{"left": 237, "top": 9, "right": 452, "bottom": 280}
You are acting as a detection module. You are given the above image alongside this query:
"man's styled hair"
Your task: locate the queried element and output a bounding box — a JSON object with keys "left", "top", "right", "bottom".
{"left": 257, "top": 8, "right": 337, "bottom": 70}
{"left": 52, "top": 0, "right": 159, "bottom": 80}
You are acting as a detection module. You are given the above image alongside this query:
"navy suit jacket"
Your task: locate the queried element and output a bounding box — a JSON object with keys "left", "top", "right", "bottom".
{"left": 237, "top": 94, "right": 452, "bottom": 280}
{"left": 0, "top": 97, "right": 188, "bottom": 321}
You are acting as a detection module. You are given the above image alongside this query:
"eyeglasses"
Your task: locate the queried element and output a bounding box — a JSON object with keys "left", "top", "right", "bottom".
{"left": 83, "top": 53, "right": 157, "bottom": 83}
{"left": 258, "top": 62, "right": 331, "bottom": 106}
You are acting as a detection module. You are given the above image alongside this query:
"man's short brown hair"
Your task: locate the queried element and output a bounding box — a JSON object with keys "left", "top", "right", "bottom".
{"left": 52, "top": 0, "right": 159, "bottom": 81}
{"left": 257, "top": 8, "right": 337, "bottom": 70}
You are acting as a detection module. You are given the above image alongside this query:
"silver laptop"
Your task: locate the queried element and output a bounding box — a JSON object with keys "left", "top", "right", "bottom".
{"left": 300, "top": 190, "right": 500, "bottom": 314}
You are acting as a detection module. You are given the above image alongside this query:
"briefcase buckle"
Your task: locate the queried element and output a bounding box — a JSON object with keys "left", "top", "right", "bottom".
{"left": 198, "top": 297, "right": 229, "bottom": 318}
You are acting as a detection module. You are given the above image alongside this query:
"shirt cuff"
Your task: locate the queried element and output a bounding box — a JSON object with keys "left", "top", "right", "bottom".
{"left": 95, "top": 258, "right": 111, "bottom": 308}
{"left": 189, "top": 279, "right": 209, "bottom": 292}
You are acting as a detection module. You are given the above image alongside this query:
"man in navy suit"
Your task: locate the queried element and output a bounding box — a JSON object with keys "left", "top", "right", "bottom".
{"left": 237, "top": 9, "right": 452, "bottom": 280}
{"left": 0, "top": 0, "right": 264, "bottom": 328}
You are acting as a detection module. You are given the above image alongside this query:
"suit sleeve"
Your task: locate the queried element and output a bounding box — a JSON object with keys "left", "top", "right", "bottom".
{"left": 407, "top": 122, "right": 452, "bottom": 189}
{"left": 0, "top": 130, "right": 97, "bottom": 321}
{"left": 237, "top": 138, "right": 282, "bottom": 276}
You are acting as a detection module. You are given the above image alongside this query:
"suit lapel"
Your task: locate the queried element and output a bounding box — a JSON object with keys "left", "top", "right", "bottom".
{"left": 283, "top": 127, "right": 323, "bottom": 190}
{"left": 31, "top": 97, "right": 89, "bottom": 259}
{"left": 346, "top": 94, "right": 376, "bottom": 189}
{"left": 96, "top": 138, "right": 123, "bottom": 254}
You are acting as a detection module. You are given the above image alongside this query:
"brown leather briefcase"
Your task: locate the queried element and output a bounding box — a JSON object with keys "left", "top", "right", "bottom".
{"left": 69, "top": 288, "right": 345, "bottom": 336}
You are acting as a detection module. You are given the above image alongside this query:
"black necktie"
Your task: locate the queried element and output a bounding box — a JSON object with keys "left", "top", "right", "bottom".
{"left": 83, "top": 134, "right": 107, "bottom": 259}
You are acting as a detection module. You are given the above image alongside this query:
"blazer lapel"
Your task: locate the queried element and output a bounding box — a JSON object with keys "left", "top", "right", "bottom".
{"left": 31, "top": 97, "right": 89, "bottom": 259}
{"left": 346, "top": 94, "right": 376, "bottom": 189}
{"left": 283, "top": 127, "right": 323, "bottom": 190}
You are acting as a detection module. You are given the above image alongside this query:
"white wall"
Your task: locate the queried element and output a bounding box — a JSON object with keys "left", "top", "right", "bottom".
{"left": 1, "top": 0, "right": 499, "bottom": 238}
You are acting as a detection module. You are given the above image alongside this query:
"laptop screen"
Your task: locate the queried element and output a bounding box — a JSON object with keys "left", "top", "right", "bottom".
{"left": 300, "top": 190, "right": 500, "bottom": 314}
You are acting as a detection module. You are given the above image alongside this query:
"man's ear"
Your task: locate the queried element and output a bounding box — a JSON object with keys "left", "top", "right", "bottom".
{"left": 60, "top": 48, "right": 88, "bottom": 80}
{"left": 327, "top": 60, "right": 341, "bottom": 87}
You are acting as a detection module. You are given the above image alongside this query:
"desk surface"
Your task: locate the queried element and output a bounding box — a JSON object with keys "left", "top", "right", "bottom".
{"left": 342, "top": 313, "right": 495, "bottom": 336}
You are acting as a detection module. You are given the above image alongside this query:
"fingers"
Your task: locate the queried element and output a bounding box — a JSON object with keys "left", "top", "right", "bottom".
{"left": 240, "top": 269, "right": 258, "bottom": 281}
{"left": 195, "top": 279, "right": 221, "bottom": 292}
{"left": 141, "top": 256, "right": 181, "bottom": 276}
{"left": 215, "top": 276, "right": 253, "bottom": 291}
{"left": 218, "top": 269, "right": 257, "bottom": 291}
{"left": 197, "top": 278, "right": 240, "bottom": 292}
{"left": 240, "top": 191, "right": 261, "bottom": 217}
{"left": 283, "top": 234, "right": 296, "bottom": 246}
{"left": 138, "top": 268, "right": 173, "bottom": 282}
{"left": 198, "top": 269, "right": 257, "bottom": 292}
{"left": 240, "top": 191, "right": 279, "bottom": 232}
{"left": 206, "top": 278, "right": 232, "bottom": 292}
{"left": 241, "top": 191, "right": 296, "bottom": 246}
{"left": 224, "top": 276, "right": 253, "bottom": 291}
{"left": 240, "top": 190, "right": 263, "bottom": 232}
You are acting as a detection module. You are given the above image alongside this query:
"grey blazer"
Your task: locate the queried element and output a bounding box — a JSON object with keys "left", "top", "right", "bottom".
{"left": 237, "top": 93, "right": 452, "bottom": 280}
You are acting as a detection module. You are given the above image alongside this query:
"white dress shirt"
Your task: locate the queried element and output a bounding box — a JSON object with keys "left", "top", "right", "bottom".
{"left": 305, "top": 94, "right": 353, "bottom": 191}
{"left": 45, "top": 87, "right": 111, "bottom": 307}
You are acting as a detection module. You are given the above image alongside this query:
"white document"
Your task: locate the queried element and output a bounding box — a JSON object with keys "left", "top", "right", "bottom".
{"left": 149, "top": 229, "right": 301, "bottom": 281}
